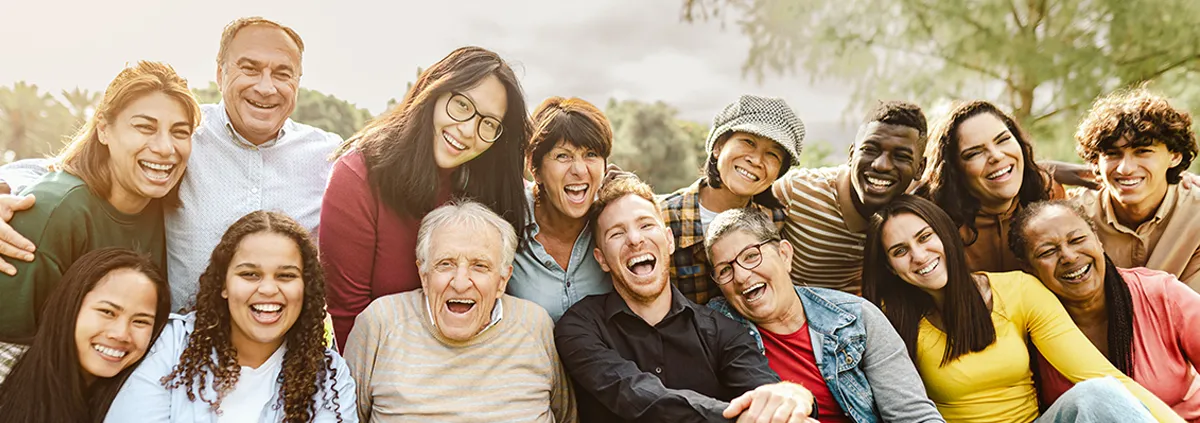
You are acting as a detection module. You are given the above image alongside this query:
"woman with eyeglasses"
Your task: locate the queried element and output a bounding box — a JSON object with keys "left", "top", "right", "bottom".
{"left": 321, "top": 46, "right": 531, "bottom": 350}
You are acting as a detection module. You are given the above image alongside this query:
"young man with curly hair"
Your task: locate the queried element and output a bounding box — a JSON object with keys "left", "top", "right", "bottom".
{"left": 1071, "top": 88, "right": 1200, "bottom": 291}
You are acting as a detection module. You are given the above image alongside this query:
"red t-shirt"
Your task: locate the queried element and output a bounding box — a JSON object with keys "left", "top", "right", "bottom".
{"left": 761, "top": 322, "right": 853, "bottom": 423}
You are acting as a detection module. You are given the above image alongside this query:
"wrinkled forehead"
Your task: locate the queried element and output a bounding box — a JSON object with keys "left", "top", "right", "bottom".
{"left": 429, "top": 222, "right": 505, "bottom": 261}
{"left": 598, "top": 195, "right": 661, "bottom": 229}
{"left": 225, "top": 24, "right": 302, "bottom": 66}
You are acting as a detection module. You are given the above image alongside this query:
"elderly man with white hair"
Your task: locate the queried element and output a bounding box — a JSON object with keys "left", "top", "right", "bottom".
{"left": 343, "top": 199, "right": 576, "bottom": 422}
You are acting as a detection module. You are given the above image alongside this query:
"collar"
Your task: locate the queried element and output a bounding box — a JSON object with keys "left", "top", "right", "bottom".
{"left": 834, "top": 166, "right": 869, "bottom": 233}
{"left": 424, "top": 295, "right": 505, "bottom": 337}
{"left": 1101, "top": 183, "right": 1177, "bottom": 232}
{"left": 603, "top": 283, "right": 690, "bottom": 324}
{"left": 794, "top": 287, "right": 856, "bottom": 335}
{"left": 216, "top": 101, "right": 287, "bottom": 148}
{"left": 674, "top": 179, "right": 707, "bottom": 249}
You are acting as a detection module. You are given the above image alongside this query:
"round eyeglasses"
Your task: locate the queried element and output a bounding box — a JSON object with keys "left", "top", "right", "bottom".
{"left": 711, "top": 239, "right": 777, "bottom": 284}
{"left": 446, "top": 92, "right": 503, "bottom": 143}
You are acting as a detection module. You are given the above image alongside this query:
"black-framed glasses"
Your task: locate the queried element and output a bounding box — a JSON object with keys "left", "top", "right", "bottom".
{"left": 711, "top": 239, "right": 777, "bottom": 285}
{"left": 446, "top": 92, "right": 504, "bottom": 143}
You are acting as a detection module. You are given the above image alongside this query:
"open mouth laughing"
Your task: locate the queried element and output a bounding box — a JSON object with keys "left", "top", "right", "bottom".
{"left": 250, "top": 302, "right": 285, "bottom": 324}
{"left": 446, "top": 298, "right": 476, "bottom": 314}
{"left": 138, "top": 160, "right": 176, "bottom": 182}
{"left": 1057, "top": 262, "right": 1092, "bottom": 283}
{"left": 740, "top": 282, "right": 768, "bottom": 303}
{"left": 564, "top": 183, "right": 590, "bottom": 204}
{"left": 443, "top": 131, "right": 468, "bottom": 151}
{"left": 914, "top": 257, "right": 939, "bottom": 276}
{"left": 986, "top": 164, "right": 1015, "bottom": 181}
{"left": 734, "top": 166, "right": 761, "bottom": 183}
{"left": 626, "top": 253, "right": 657, "bottom": 276}
{"left": 92, "top": 343, "right": 128, "bottom": 361}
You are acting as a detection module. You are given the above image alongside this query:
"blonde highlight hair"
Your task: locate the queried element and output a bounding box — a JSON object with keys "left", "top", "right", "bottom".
{"left": 55, "top": 61, "right": 202, "bottom": 206}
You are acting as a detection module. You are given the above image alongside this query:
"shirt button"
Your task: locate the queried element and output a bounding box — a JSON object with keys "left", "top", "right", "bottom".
{"left": 544, "top": 260, "right": 554, "bottom": 268}
{"left": 845, "top": 356, "right": 852, "bottom": 364}
{"left": 654, "top": 367, "right": 662, "bottom": 374}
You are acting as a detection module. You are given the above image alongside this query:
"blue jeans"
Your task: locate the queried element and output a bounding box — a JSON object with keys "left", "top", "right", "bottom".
{"left": 1035, "top": 377, "right": 1155, "bottom": 423}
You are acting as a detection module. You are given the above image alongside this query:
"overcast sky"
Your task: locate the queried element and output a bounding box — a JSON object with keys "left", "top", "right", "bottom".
{"left": 1, "top": 0, "right": 855, "bottom": 140}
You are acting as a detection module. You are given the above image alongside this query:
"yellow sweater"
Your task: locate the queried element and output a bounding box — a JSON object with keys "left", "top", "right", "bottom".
{"left": 915, "top": 271, "right": 1181, "bottom": 423}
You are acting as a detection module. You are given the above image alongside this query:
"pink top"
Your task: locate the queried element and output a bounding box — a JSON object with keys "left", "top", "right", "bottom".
{"left": 1037, "top": 267, "right": 1200, "bottom": 421}
{"left": 320, "top": 151, "right": 452, "bottom": 350}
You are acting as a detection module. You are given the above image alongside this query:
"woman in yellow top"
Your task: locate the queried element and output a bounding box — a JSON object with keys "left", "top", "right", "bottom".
{"left": 861, "top": 195, "right": 1181, "bottom": 423}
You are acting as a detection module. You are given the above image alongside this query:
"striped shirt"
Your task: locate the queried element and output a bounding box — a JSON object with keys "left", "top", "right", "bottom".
{"left": 344, "top": 290, "right": 577, "bottom": 422}
{"left": 772, "top": 166, "right": 868, "bottom": 294}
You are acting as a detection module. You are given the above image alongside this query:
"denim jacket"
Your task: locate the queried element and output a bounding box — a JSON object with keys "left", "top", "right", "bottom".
{"left": 710, "top": 286, "right": 944, "bottom": 423}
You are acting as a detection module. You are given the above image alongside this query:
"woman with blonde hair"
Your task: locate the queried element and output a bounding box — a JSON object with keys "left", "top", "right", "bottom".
{"left": 0, "top": 61, "right": 199, "bottom": 343}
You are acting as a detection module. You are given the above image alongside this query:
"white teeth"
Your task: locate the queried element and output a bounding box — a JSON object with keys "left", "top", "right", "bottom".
{"left": 447, "top": 299, "right": 476, "bottom": 305}
{"left": 93, "top": 344, "right": 127, "bottom": 358}
{"left": 247, "top": 99, "right": 276, "bottom": 109}
{"left": 1062, "top": 263, "right": 1091, "bottom": 279}
{"left": 139, "top": 160, "right": 174, "bottom": 171}
{"left": 1116, "top": 178, "right": 1142, "bottom": 187}
{"left": 564, "top": 184, "right": 588, "bottom": 192}
{"left": 866, "top": 176, "right": 894, "bottom": 187}
{"left": 742, "top": 282, "right": 766, "bottom": 296}
{"left": 987, "top": 165, "right": 1014, "bottom": 179}
{"left": 251, "top": 304, "right": 282, "bottom": 313}
{"left": 626, "top": 254, "right": 654, "bottom": 268}
{"left": 735, "top": 167, "right": 760, "bottom": 182}
{"left": 915, "top": 258, "right": 939, "bottom": 275}
{"left": 443, "top": 132, "right": 467, "bottom": 150}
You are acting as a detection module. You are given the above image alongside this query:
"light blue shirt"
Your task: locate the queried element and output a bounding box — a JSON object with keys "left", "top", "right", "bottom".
{"left": 104, "top": 312, "right": 358, "bottom": 423}
{"left": 0, "top": 104, "right": 341, "bottom": 311}
{"left": 507, "top": 189, "right": 612, "bottom": 321}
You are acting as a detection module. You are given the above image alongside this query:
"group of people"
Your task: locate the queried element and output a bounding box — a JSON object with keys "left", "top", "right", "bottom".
{"left": 0, "top": 14, "right": 1194, "bottom": 423}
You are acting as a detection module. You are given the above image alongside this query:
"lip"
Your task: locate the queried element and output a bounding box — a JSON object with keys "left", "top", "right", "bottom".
{"left": 861, "top": 173, "right": 897, "bottom": 194}
{"left": 138, "top": 159, "right": 178, "bottom": 185}
{"left": 244, "top": 98, "right": 279, "bottom": 110}
{"left": 624, "top": 252, "right": 658, "bottom": 277}
{"left": 1112, "top": 176, "right": 1145, "bottom": 192}
{"left": 914, "top": 257, "right": 940, "bottom": 276}
{"left": 249, "top": 302, "right": 285, "bottom": 325}
{"left": 562, "top": 183, "right": 591, "bottom": 205}
{"left": 733, "top": 165, "right": 762, "bottom": 183}
{"left": 91, "top": 343, "right": 129, "bottom": 363}
{"left": 1056, "top": 262, "right": 1093, "bottom": 283}
{"left": 443, "top": 131, "right": 468, "bottom": 154}
{"left": 985, "top": 164, "right": 1016, "bottom": 182}
{"left": 739, "top": 282, "right": 769, "bottom": 304}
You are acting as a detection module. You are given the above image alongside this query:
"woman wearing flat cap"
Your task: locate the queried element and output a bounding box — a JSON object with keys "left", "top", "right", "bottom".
{"left": 659, "top": 94, "right": 804, "bottom": 305}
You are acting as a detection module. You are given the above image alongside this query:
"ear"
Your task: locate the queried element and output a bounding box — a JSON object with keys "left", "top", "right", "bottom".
{"left": 97, "top": 118, "right": 110, "bottom": 145}
{"left": 1089, "top": 161, "right": 1102, "bottom": 177}
{"left": 1171, "top": 151, "right": 1183, "bottom": 168}
{"left": 665, "top": 226, "right": 676, "bottom": 254}
{"left": 497, "top": 264, "right": 513, "bottom": 294}
{"left": 416, "top": 260, "right": 430, "bottom": 290}
{"left": 777, "top": 239, "right": 794, "bottom": 265}
{"left": 914, "top": 157, "right": 927, "bottom": 180}
{"left": 215, "top": 64, "right": 225, "bottom": 87}
{"left": 593, "top": 247, "right": 610, "bottom": 272}
{"left": 221, "top": 287, "right": 229, "bottom": 299}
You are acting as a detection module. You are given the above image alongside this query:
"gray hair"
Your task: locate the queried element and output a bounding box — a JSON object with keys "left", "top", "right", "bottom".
{"left": 416, "top": 199, "right": 519, "bottom": 272}
{"left": 703, "top": 207, "right": 782, "bottom": 259}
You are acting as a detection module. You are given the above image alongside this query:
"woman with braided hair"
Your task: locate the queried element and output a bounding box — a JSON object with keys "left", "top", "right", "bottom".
{"left": 1010, "top": 200, "right": 1200, "bottom": 421}
{"left": 105, "top": 210, "right": 356, "bottom": 422}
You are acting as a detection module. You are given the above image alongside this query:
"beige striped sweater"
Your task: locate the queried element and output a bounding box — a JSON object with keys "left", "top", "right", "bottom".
{"left": 344, "top": 290, "right": 577, "bottom": 422}
{"left": 773, "top": 165, "right": 870, "bottom": 294}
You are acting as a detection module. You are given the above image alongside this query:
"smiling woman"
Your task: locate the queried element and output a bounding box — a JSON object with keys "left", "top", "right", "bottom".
{"left": 0, "top": 61, "right": 199, "bottom": 343}
{"left": 916, "top": 100, "right": 1063, "bottom": 273}
{"left": 0, "top": 248, "right": 171, "bottom": 423}
{"left": 103, "top": 210, "right": 356, "bottom": 422}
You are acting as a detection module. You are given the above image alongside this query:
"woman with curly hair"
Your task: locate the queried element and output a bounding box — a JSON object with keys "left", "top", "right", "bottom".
{"left": 915, "top": 100, "right": 1063, "bottom": 273}
{"left": 0, "top": 248, "right": 171, "bottom": 423}
{"left": 104, "top": 210, "right": 356, "bottom": 422}
{"left": 1068, "top": 88, "right": 1200, "bottom": 289}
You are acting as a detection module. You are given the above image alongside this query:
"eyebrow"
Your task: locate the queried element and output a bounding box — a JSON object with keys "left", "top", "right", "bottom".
{"left": 460, "top": 91, "right": 503, "bottom": 120}
{"left": 130, "top": 114, "right": 158, "bottom": 124}
{"left": 237, "top": 57, "right": 294, "bottom": 73}
{"left": 960, "top": 130, "right": 1009, "bottom": 156}
{"left": 100, "top": 301, "right": 156, "bottom": 320}
{"left": 886, "top": 226, "right": 930, "bottom": 251}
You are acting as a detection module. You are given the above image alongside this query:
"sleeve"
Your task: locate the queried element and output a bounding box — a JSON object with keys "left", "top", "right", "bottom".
{"left": 2, "top": 196, "right": 76, "bottom": 337}
{"left": 343, "top": 299, "right": 385, "bottom": 423}
{"left": 103, "top": 319, "right": 184, "bottom": 423}
{"left": 1179, "top": 246, "right": 1200, "bottom": 291}
{"left": 714, "top": 314, "right": 781, "bottom": 394}
{"left": 772, "top": 168, "right": 797, "bottom": 205}
{"left": 313, "top": 350, "right": 360, "bottom": 423}
{"left": 553, "top": 307, "right": 732, "bottom": 422}
{"left": 1017, "top": 273, "right": 1184, "bottom": 423}
{"left": 1164, "top": 277, "right": 1200, "bottom": 375}
{"left": 0, "top": 158, "right": 52, "bottom": 194}
{"left": 541, "top": 312, "right": 578, "bottom": 423}
{"left": 320, "top": 157, "right": 379, "bottom": 351}
{"left": 858, "top": 301, "right": 946, "bottom": 423}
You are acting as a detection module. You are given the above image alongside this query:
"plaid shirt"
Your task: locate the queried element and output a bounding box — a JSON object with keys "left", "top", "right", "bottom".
{"left": 659, "top": 179, "right": 786, "bottom": 304}
{"left": 0, "top": 341, "right": 28, "bottom": 382}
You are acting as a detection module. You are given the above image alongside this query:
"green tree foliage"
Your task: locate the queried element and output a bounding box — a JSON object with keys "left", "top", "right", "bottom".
{"left": 681, "top": 0, "right": 1200, "bottom": 163}
{"left": 0, "top": 82, "right": 75, "bottom": 160}
{"left": 606, "top": 99, "right": 707, "bottom": 193}
{"left": 798, "top": 139, "right": 837, "bottom": 168}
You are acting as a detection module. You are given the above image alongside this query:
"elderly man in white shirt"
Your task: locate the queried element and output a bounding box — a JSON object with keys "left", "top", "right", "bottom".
{"left": 0, "top": 17, "right": 341, "bottom": 312}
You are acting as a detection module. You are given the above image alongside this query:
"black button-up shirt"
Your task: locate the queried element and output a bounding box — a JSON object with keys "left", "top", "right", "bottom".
{"left": 555, "top": 285, "right": 781, "bottom": 422}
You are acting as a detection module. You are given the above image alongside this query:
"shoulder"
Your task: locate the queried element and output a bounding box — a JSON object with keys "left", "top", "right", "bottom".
{"left": 284, "top": 119, "right": 344, "bottom": 148}
{"left": 801, "top": 286, "right": 866, "bottom": 307}
{"left": 143, "top": 312, "right": 195, "bottom": 364}
{"left": 1119, "top": 267, "right": 1184, "bottom": 301}
{"left": 658, "top": 179, "right": 701, "bottom": 209}
{"left": 330, "top": 151, "right": 369, "bottom": 181}
{"left": 556, "top": 294, "right": 608, "bottom": 331}
{"left": 360, "top": 291, "right": 424, "bottom": 323}
{"left": 503, "top": 295, "right": 555, "bottom": 331}
{"left": 706, "top": 297, "right": 740, "bottom": 320}
{"left": 779, "top": 165, "right": 842, "bottom": 189}
{"left": 1170, "top": 182, "right": 1200, "bottom": 207}
{"left": 13, "top": 172, "right": 94, "bottom": 228}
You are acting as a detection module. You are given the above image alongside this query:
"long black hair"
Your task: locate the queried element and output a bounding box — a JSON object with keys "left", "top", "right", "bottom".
{"left": 863, "top": 195, "right": 996, "bottom": 365}
{"left": 0, "top": 248, "right": 171, "bottom": 423}
{"left": 1009, "top": 200, "right": 1135, "bottom": 376}
{"left": 916, "top": 101, "right": 1050, "bottom": 245}
{"left": 335, "top": 46, "right": 530, "bottom": 236}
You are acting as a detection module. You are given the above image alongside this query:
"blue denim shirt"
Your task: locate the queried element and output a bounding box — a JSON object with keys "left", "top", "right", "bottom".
{"left": 709, "top": 286, "right": 903, "bottom": 423}
{"left": 509, "top": 189, "right": 613, "bottom": 321}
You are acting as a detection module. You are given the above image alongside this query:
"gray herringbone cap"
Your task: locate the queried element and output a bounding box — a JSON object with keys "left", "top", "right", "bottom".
{"left": 705, "top": 95, "right": 805, "bottom": 166}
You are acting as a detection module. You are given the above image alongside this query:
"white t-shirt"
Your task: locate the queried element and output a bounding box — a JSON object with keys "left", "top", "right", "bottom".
{"left": 699, "top": 203, "right": 719, "bottom": 230}
{"left": 218, "top": 344, "right": 287, "bottom": 422}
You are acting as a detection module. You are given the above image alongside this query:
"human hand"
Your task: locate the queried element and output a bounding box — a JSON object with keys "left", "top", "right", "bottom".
{"left": 0, "top": 194, "right": 37, "bottom": 275}
{"left": 723, "top": 381, "right": 815, "bottom": 423}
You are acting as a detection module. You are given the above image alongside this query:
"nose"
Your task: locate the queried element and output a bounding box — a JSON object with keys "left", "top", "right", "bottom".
{"left": 105, "top": 320, "right": 133, "bottom": 344}
{"left": 871, "top": 152, "right": 895, "bottom": 172}
{"left": 147, "top": 130, "right": 177, "bottom": 157}
{"left": 626, "top": 227, "right": 645, "bottom": 247}
{"left": 732, "top": 261, "right": 755, "bottom": 284}
{"left": 910, "top": 244, "right": 932, "bottom": 265}
{"left": 457, "top": 117, "right": 479, "bottom": 141}
{"left": 449, "top": 265, "right": 473, "bottom": 292}
{"left": 985, "top": 145, "right": 1003, "bottom": 163}
{"left": 256, "top": 277, "right": 282, "bottom": 296}
{"left": 1115, "top": 154, "right": 1136, "bottom": 175}
{"left": 251, "top": 72, "right": 278, "bottom": 97}
{"left": 1059, "top": 244, "right": 1082, "bottom": 264}
{"left": 569, "top": 156, "right": 586, "bottom": 176}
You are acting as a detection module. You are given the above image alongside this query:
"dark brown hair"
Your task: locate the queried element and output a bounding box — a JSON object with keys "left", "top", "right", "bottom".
{"left": 56, "top": 61, "right": 202, "bottom": 208}
{"left": 0, "top": 248, "right": 170, "bottom": 423}
{"left": 916, "top": 100, "right": 1050, "bottom": 244}
{"left": 1075, "top": 88, "right": 1196, "bottom": 184}
{"left": 1008, "top": 200, "right": 1135, "bottom": 376}
{"left": 703, "top": 132, "right": 788, "bottom": 209}
{"left": 335, "top": 46, "right": 530, "bottom": 236}
{"left": 528, "top": 96, "right": 613, "bottom": 202}
{"left": 161, "top": 211, "right": 344, "bottom": 422}
{"left": 863, "top": 195, "right": 996, "bottom": 365}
